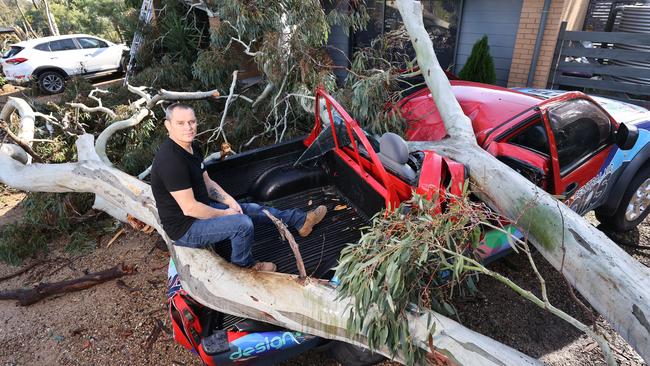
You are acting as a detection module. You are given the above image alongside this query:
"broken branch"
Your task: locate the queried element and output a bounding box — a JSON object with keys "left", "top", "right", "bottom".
{"left": 262, "top": 209, "right": 307, "bottom": 279}
{"left": 0, "top": 264, "right": 136, "bottom": 306}
{"left": 0, "top": 122, "right": 44, "bottom": 163}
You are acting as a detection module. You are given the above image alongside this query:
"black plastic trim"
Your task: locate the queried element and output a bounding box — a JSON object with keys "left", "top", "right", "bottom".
{"left": 32, "top": 66, "right": 69, "bottom": 78}
{"left": 599, "top": 144, "right": 650, "bottom": 213}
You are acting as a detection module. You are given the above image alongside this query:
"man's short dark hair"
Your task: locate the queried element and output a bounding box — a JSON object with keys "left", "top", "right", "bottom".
{"left": 165, "top": 103, "right": 194, "bottom": 121}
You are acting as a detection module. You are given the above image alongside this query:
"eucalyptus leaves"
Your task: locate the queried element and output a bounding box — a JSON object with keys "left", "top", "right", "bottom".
{"left": 335, "top": 191, "right": 614, "bottom": 365}
{"left": 335, "top": 192, "right": 495, "bottom": 363}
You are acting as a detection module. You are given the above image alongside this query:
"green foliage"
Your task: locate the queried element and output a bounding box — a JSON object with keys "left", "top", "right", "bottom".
{"left": 335, "top": 191, "right": 504, "bottom": 364}
{"left": 0, "top": 1, "right": 20, "bottom": 26}
{"left": 130, "top": 0, "right": 368, "bottom": 151}
{"left": 20, "top": 192, "right": 95, "bottom": 231}
{"left": 337, "top": 27, "right": 421, "bottom": 136}
{"left": 110, "top": 118, "right": 162, "bottom": 175}
{"left": 157, "top": 0, "right": 207, "bottom": 61}
{"left": 0, "top": 192, "right": 99, "bottom": 264}
{"left": 458, "top": 35, "right": 497, "bottom": 85}
{"left": 0, "top": 74, "right": 5, "bottom": 87}
{"left": 130, "top": 55, "right": 197, "bottom": 90}
{"left": 0, "top": 223, "right": 49, "bottom": 265}
{"left": 60, "top": 77, "right": 96, "bottom": 102}
{"left": 64, "top": 230, "right": 96, "bottom": 254}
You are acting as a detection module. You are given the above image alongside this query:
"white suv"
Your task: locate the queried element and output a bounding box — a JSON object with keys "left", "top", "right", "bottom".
{"left": 1, "top": 34, "right": 128, "bottom": 94}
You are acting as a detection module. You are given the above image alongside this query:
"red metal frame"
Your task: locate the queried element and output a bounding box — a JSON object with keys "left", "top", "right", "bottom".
{"left": 305, "top": 88, "right": 468, "bottom": 211}
{"left": 307, "top": 88, "right": 401, "bottom": 209}
{"left": 399, "top": 82, "right": 624, "bottom": 200}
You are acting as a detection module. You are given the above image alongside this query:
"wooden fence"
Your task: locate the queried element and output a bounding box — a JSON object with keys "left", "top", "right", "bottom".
{"left": 549, "top": 21, "right": 650, "bottom": 108}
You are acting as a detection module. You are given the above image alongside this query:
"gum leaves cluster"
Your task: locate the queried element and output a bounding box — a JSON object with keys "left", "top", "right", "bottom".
{"left": 335, "top": 191, "right": 513, "bottom": 364}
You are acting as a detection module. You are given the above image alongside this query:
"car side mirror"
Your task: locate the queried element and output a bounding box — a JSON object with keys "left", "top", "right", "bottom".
{"left": 615, "top": 123, "right": 639, "bottom": 150}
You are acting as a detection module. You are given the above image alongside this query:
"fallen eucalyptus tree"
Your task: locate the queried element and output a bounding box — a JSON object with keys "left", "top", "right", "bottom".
{"left": 0, "top": 95, "right": 539, "bottom": 365}
{"left": 0, "top": 1, "right": 648, "bottom": 365}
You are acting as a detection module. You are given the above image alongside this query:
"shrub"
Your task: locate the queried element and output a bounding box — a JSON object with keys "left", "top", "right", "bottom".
{"left": 458, "top": 35, "right": 497, "bottom": 85}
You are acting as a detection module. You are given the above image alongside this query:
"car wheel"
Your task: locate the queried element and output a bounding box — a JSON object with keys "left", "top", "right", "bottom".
{"left": 38, "top": 71, "right": 65, "bottom": 94}
{"left": 118, "top": 55, "right": 128, "bottom": 74}
{"left": 328, "top": 341, "right": 385, "bottom": 366}
{"left": 596, "top": 164, "right": 650, "bottom": 232}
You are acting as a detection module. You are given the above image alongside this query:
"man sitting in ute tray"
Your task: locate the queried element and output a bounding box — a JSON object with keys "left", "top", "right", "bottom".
{"left": 151, "top": 103, "right": 327, "bottom": 272}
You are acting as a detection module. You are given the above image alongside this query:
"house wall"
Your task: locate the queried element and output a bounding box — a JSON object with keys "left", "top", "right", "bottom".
{"left": 506, "top": 0, "right": 588, "bottom": 88}
{"left": 455, "top": 0, "right": 523, "bottom": 86}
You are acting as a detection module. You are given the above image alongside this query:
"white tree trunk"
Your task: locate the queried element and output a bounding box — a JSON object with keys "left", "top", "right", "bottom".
{"left": 42, "top": 0, "right": 59, "bottom": 36}
{"left": 397, "top": 0, "right": 650, "bottom": 360}
{"left": 1, "top": 97, "right": 35, "bottom": 164}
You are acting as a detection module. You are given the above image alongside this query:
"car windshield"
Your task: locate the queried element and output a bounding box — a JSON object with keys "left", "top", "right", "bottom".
{"left": 2, "top": 46, "right": 23, "bottom": 58}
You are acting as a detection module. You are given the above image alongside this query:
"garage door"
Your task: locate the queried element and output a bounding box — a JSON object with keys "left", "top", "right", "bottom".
{"left": 454, "top": 0, "right": 523, "bottom": 86}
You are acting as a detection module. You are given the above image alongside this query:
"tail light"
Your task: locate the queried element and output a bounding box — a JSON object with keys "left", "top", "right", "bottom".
{"left": 6, "top": 58, "right": 28, "bottom": 65}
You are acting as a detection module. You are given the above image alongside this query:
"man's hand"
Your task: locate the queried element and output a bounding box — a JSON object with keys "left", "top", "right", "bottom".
{"left": 221, "top": 207, "right": 240, "bottom": 216}
{"left": 225, "top": 197, "right": 242, "bottom": 214}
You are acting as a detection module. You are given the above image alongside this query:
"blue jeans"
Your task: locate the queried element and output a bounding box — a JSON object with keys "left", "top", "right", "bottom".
{"left": 174, "top": 201, "right": 307, "bottom": 267}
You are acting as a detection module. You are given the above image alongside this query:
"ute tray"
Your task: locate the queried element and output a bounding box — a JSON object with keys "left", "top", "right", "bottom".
{"left": 211, "top": 185, "right": 369, "bottom": 330}
{"left": 212, "top": 185, "right": 369, "bottom": 279}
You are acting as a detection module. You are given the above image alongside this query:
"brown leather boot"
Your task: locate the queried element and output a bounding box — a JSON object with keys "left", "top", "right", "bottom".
{"left": 298, "top": 205, "right": 327, "bottom": 237}
{"left": 251, "top": 262, "right": 277, "bottom": 272}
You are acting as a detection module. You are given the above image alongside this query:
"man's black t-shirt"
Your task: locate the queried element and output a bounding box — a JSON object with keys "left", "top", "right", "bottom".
{"left": 151, "top": 138, "right": 211, "bottom": 240}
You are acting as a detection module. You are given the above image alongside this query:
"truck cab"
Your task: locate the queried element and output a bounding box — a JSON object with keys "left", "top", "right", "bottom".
{"left": 399, "top": 81, "right": 650, "bottom": 232}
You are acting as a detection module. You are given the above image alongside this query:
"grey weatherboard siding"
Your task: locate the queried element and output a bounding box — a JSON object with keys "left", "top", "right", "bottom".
{"left": 455, "top": 0, "right": 523, "bottom": 86}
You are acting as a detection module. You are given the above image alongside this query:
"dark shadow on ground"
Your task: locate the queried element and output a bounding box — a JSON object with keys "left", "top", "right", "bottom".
{"left": 455, "top": 222, "right": 649, "bottom": 363}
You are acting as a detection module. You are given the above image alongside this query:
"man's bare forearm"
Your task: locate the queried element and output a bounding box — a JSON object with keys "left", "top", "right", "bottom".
{"left": 185, "top": 201, "right": 232, "bottom": 219}
{"left": 208, "top": 186, "right": 226, "bottom": 203}
{"left": 203, "top": 172, "right": 233, "bottom": 203}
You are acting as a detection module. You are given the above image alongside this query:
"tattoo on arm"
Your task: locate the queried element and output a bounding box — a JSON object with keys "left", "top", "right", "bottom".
{"left": 209, "top": 187, "right": 225, "bottom": 202}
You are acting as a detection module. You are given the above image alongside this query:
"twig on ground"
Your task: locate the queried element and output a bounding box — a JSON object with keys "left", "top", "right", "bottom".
{"left": 45, "top": 255, "right": 86, "bottom": 278}
{"left": 0, "top": 259, "right": 53, "bottom": 283}
{"left": 143, "top": 318, "right": 164, "bottom": 353}
{"left": 106, "top": 228, "right": 125, "bottom": 248}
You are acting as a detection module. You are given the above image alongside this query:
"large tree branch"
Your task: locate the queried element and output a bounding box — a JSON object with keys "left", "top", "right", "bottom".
{"left": 0, "top": 122, "right": 43, "bottom": 163}
{"left": 0, "top": 97, "right": 36, "bottom": 164}
{"left": 67, "top": 88, "right": 117, "bottom": 119}
{"left": 94, "top": 86, "right": 221, "bottom": 165}
{"left": 398, "top": 0, "right": 650, "bottom": 361}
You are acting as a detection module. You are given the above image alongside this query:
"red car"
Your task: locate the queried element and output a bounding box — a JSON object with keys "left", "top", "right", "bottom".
{"left": 399, "top": 81, "right": 649, "bottom": 238}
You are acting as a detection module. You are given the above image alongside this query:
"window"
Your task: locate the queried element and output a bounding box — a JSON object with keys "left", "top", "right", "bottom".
{"left": 354, "top": 0, "right": 461, "bottom": 70}
{"left": 547, "top": 99, "right": 612, "bottom": 174}
{"left": 34, "top": 43, "right": 51, "bottom": 51}
{"left": 508, "top": 122, "right": 550, "bottom": 155}
{"left": 2, "top": 46, "right": 24, "bottom": 58}
{"left": 48, "top": 39, "right": 78, "bottom": 51}
{"left": 76, "top": 37, "right": 108, "bottom": 49}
